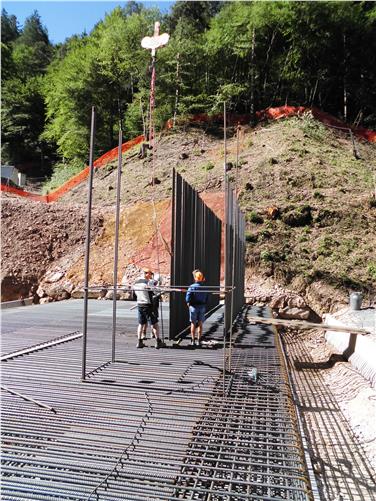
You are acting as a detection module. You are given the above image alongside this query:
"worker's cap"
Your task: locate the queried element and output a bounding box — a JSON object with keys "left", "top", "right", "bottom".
{"left": 193, "top": 270, "right": 205, "bottom": 281}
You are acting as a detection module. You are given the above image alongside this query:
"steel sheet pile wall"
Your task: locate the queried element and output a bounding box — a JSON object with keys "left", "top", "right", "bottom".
{"left": 170, "top": 169, "right": 221, "bottom": 340}
{"left": 225, "top": 185, "right": 245, "bottom": 333}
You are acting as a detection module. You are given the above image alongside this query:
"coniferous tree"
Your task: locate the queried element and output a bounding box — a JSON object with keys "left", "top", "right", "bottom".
{"left": 1, "top": 10, "right": 54, "bottom": 174}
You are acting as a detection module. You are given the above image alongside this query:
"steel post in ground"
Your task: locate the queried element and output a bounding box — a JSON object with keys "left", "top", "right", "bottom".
{"left": 223, "top": 101, "right": 228, "bottom": 396}
{"left": 82, "top": 106, "right": 96, "bottom": 381}
{"left": 229, "top": 126, "right": 240, "bottom": 372}
{"left": 112, "top": 128, "right": 123, "bottom": 362}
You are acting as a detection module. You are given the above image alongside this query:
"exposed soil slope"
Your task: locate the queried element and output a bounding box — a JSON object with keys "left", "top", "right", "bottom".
{"left": 1, "top": 196, "right": 105, "bottom": 301}
{"left": 2, "top": 114, "right": 375, "bottom": 310}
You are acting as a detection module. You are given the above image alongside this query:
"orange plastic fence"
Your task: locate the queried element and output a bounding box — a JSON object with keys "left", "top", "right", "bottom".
{"left": 2, "top": 106, "right": 375, "bottom": 203}
{"left": 1, "top": 135, "right": 144, "bottom": 203}
{"left": 190, "top": 105, "right": 376, "bottom": 143}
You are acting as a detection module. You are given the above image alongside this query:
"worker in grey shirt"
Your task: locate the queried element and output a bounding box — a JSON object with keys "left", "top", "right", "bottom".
{"left": 133, "top": 268, "right": 162, "bottom": 349}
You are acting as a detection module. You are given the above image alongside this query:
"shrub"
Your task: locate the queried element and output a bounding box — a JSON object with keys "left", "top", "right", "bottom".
{"left": 246, "top": 211, "right": 264, "bottom": 224}
{"left": 300, "top": 114, "right": 327, "bottom": 141}
{"left": 369, "top": 197, "right": 376, "bottom": 209}
{"left": 282, "top": 205, "right": 312, "bottom": 227}
{"left": 202, "top": 161, "right": 214, "bottom": 171}
{"left": 367, "top": 262, "right": 376, "bottom": 280}
{"left": 317, "top": 236, "right": 335, "bottom": 257}
{"left": 313, "top": 191, "right": 324, "bottom": 200}
{"left": 245, "top": 232, "right": 258, "bottom": 243}
{"left": 42, "top": 159, "right": 84, "bottom": 194}
{"left": 260, "top": 250, "right": 284, "bottom": 262}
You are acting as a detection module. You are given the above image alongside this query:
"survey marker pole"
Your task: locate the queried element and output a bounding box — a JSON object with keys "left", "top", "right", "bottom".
{"left": 82, "top": 106, "right": 96, "bottom": 381}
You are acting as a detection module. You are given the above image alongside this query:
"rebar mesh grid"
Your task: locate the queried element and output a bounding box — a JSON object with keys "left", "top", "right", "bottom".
{"left": 1, "top": 300, "right": 314, "bottom": 500}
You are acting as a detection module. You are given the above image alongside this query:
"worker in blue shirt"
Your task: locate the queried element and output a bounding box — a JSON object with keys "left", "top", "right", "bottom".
{"left": 185, "top": 269, "right": 208, "bottom": 347}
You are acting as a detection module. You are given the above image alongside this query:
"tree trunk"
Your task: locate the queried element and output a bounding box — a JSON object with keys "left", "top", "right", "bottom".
{"left": 173, "top": 53, "right": 180, "bottom": 128}
{"left": 343, "top": 32, "right": 348, "bottom": 121}
{"left": 250, "top": 27, "right": 256, "bottom": 121}
{"left": 262, "top": 30, "right": 276, "bottom": 102}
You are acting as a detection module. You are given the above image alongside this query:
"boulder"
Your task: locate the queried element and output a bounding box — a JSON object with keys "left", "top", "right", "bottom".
{"left": 39, "top": 297, "right": 52, "bottom": 304}
{"left": 278, "top": 307, "right": 311, "bottom": 320}
{"left": 44, "top": 270, "right": 65, "bottom": 283}
{"left": 36, "top": 285, "right": 46, "bottom": 298}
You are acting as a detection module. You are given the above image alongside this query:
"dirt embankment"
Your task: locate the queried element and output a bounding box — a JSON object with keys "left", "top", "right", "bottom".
{"left": 1, "top": 196, "right": 104, "bottom": 301}
{"left": 1, "top": 192, "right": 226, "bottom": 303}
{"left": 2, "top": 115, "right": 375, "bottom": 311}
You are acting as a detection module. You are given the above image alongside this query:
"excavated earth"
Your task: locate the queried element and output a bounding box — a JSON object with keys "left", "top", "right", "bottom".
{"left": 1, "top": 116, "right": 376, "bottom": 498}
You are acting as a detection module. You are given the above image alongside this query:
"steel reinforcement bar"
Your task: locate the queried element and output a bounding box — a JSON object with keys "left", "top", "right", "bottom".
{"left": 1, "top": 303, "right": 315, "bottom": 500}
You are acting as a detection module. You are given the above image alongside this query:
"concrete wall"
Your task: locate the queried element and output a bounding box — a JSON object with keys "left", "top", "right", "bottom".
{"left": 324, "top": 308, "right": 376, "bottom": 388}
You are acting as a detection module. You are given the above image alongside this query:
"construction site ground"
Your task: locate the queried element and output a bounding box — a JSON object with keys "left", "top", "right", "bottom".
{"left": 2, "top": 300, "right": 376, "bottom": 500}
{"left": 2, "top": 115, "right": 376, "bottom": 499}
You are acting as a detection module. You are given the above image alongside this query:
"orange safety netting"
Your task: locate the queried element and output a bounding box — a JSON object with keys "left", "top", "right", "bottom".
{"left": 2, "top": 106, "right": 375, "bottom": 203}
{"left": 189, "top": 105, "right": 376, "bottom": 143}
{"left": 1, "top": 135, "right": 144, "bottom": 203}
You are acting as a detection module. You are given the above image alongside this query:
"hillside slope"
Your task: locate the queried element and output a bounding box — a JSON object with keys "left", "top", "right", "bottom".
{"left": 2, "top": 114, "right": 375, "bottom": 312}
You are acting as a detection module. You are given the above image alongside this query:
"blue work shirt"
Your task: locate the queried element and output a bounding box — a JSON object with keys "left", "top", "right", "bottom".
{"left": 185, "top": 282, "right": 208, "bottom": 306}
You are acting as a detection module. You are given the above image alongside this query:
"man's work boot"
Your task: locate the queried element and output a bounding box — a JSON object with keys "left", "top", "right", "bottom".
{"left": 137, "top": 339, "right": 144, "bottom": 349}
{"left": 155, "top": 338, "right": 163, "bottom": 349}
{"left": 196, "top": 338, "right": 202, "bottom": 348}
{"left": 190, "top": 338, "right": 196, "bottom": 348}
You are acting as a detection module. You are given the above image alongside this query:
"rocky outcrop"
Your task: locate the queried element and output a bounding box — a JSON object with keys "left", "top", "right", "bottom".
{"left": 245, "top": 273, "right": 321, "bottom": 321}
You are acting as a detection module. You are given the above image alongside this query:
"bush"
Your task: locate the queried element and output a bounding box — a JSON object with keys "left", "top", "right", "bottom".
{"left": 313, "top": 191, "right": 324, "bottom": 200}
{"left": 300, "top": 114, "right": 327, "bottom": 142}
{"left": 202, "top": 161, "right": 215, "bottom": 171}
{"left": 317, "top": 236, "right": 335, "bottom": 257}
{"left": 282, "top": 205, "right": 312, "bottom": 227}
{"left": 246, "top": 210, "right": 264, "bottom": 224}
{"left": 368, "top": 262, "right": 376, "bottom": 280}
{"left": 245, "top": 231, "right": 258, "bottom": 243}
{"left": 260, "top": 249, "right": 284, "bottom": 262}
{"left": 42, "top": 159, "right": 84, "bottom": 194}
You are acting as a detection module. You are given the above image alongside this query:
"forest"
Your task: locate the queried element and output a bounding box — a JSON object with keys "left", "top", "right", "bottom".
{"left": 1, "top": 0, "right": 376, "bottom": 178}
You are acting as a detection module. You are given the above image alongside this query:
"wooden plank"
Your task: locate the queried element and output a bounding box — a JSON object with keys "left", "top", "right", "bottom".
{"left": 247, "top": 316, "right": 371, "bottom": 335}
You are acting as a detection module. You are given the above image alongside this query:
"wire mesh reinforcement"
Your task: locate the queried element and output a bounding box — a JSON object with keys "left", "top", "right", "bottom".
{"left": 1, "top": 300, "right": 314, "bottom": 501}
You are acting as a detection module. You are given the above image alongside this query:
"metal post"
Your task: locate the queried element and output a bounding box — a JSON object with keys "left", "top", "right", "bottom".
{"left": 223, "top": 101, "right": 227, "bottom": 395}
{"left": 228, "top": 126, "right": 240, "bottom": 372}
{"left": 82, "top": 106, "right": 96, "bottom": 381}
{"left": 112, "top": 128, "right": 123, "bottom": 362}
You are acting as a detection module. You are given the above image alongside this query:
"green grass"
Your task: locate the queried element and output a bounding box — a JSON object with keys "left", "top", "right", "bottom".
{"left": 202, "top": 161, "right": 215, "bottom": 171}
{"left": 246, "top": 211, "right": 263, "bottom": 224}
{"left": 42, "top": 160, "right": 84, "bottom": 194}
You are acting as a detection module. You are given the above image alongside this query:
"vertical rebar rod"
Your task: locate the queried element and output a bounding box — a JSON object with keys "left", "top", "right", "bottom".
{"left": 228, "top": 126, "right": 240, "bottom": 372}
{"left": 82, "top": 106, "right": 96, "bottom": 381}
{"left": 112, "top": 128, "right": 123, "bottom": 362}
{"left": 223, "top": 101, "right": 227, "bottom": 395}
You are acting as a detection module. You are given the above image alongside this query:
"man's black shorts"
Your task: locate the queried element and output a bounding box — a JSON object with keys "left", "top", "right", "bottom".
{"left": 138, "top": 304, "right": 158, "bottom": 325}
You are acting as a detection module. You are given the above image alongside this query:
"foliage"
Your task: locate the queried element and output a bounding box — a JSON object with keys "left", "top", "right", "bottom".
{"left": 368, "top": 263, "right": 376, "bottom": 280}
{"left": 202, "top": 161, "right": 214, "bottom": 171}
{"left": 246, "top": 211, "right": 264, "bottom": 224}
{"left": 1, "top": 1, "right": 376, "bottom": 177}
{"left": 43, "top": 8, "right": 157, "bottom": 161}
{"left": 1, "top": 10, "right": 53, "bottom": 173}
{"left": 41, "top": 158, "right": 85, "bottom": 194}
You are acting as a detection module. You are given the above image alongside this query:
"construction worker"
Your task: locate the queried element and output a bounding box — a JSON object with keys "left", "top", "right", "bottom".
{"left": 133, "top": 268, "right": 162, "bottom": 349}
{"left": 185, "top": 269, "right": 208, "bottom": 347}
